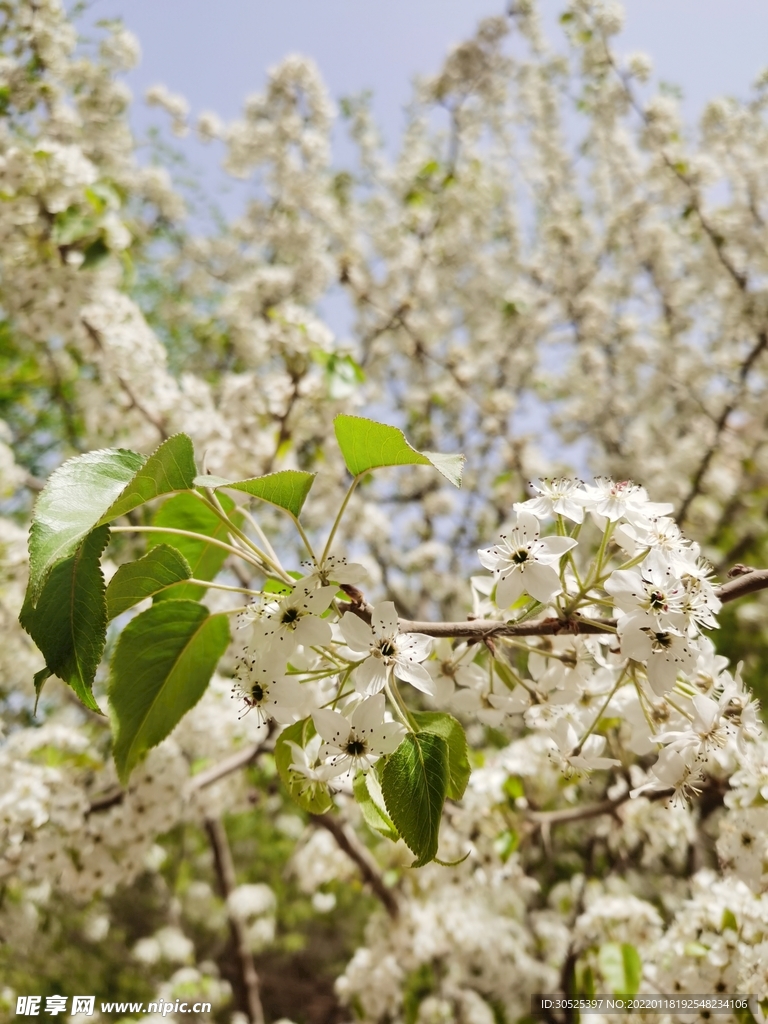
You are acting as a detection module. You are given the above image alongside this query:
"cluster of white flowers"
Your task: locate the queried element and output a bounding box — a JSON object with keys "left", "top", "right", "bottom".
{"left": 3, "top": 0, "right": 768, "bottom": 1018}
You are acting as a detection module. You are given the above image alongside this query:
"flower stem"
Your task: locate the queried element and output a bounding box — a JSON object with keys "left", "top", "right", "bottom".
{"left": 110, "top": 525, "right": 264, "bottom": 570}
{"left": 385, "top": 677, "right": 417, "bottom": 732}
{"left": 321, "top": 476, "right": 360, "bottom": 564}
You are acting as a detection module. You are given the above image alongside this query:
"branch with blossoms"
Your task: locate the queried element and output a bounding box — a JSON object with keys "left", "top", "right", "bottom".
{"left": 19, "top": 417, "right": 765, "bottom": 868}
{"left": 393, "top": 565, "right": 768, "bottom": 639}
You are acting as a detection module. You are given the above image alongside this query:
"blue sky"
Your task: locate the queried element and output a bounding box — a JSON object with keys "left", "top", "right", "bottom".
{"left": 80, "top": 0, "right": 768, "bottom": 161}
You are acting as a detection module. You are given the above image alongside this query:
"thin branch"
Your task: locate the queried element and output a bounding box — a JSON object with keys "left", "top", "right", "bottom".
{"left": 676, "top": 330, "right": 768, "bottom": 523}
{"left": 205, "top": 816, "right": 265, "bottom": 1024}
{"left": 81, "top": 317, "right": 169, "bottom": 441}
{"left": 393, "top": 567, "right": 768, "bottom": 641}
{"left": 716, "top": 566, "right": 768, "bottom": 604}
{"left": 397, "top": 615, "right": 615, "bottom": 639}
{"left": 310, "top": 813, "right": 399, "bottom": 919}
{"left": 524, "top": 787, "right": 674, "bottom": 826}
{"left": 189, "top": 732, "right": 273, "bottom": 790}
{"left": 87, "top": 733, "right": 272, "bottom": 816}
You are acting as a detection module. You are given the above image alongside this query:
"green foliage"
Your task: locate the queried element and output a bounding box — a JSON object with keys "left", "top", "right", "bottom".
{"left": 100, "top": 434, "right": 197, "bottom": 522}
{"left": 147, "top": 492, "right": 243, "bottom": 600}
{"left": 274, "top": 717, "right": 334, "bottom": 814}
{"left": 193, "top": 469, "right": 315, "bottom": 519}
{"left": 411, "top": 711, "right": 470, "bottom": 800}
{"left": 333, "top": 414, "right": 464, "bottom": 487}
{"left": 403, "top": 963, "right": 435, "bottom": 1024}
{"left": 353, "top": 769, "right": 399, "bottom": 842}
{"left": 25, "top": 434, "right": 195, "bottom": 604}
{"left": 26, "top": 447, "right": 144, "bottom": 603}
{"left": 381, "top": 732, "right": 449, "bottom": 866}
{"left": 105, "top": 545, "right": 192, "bottom": 619}
{"left": 109, "top": 601, "right": 230, "bottom": 783}
{"left": 597, "top": 942, "right": 642, "bottom": 996}
{"left": 20, "top": 525, "right": 109, "bottom": 712}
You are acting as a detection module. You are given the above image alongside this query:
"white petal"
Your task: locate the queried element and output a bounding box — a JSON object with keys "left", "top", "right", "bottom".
{"left": 646, "top": 657, "right": 678, "bottom": 696}
{"left": 454, "top": 663, "right": 486, "bottom": 688}
{"left": 522, "top": 562, "right": 563, "bottom": 603}
{"left": 450, "top": 688, "right": 482, "bottom": 712}
{"left": 372, "top": 601, "right": 399, "bottom": 637}
{"left": 339, "top": 613, "right": 375, "bottom": 652}
{"left": 295, "top": 615, "right": 333, "bottom": 648}
{"left": 539, "top": 535, "right": 578, "bottom": 560}
{"left": 394, "top": 659, "right": 435, "bottom": 694}
{"left": 397, "top": 632, "right": 432, "bottom": 663}
{"left": 620, "top": 626, "right": 652, "bottom": 662}
{"left": 270, "top": 677, "right": 304, "bottom": 708}
{"left": 356, "top": 656, "right": 388, "bottom": 695}
{"left": 332, "top": 562, "right": 367, "bottom": 584}
{"left": 496, "top": 570, "right": 525, "bottom": 608}
{"left": 477, "top": 546, "right": 501, "bottom": 571}
{"left": 373, "top": 722, "right": 407, "bottom": 755}
{"left": 515, "top": 511, "right": 541, "bottom": 542}
{"left": 351, "top": 693, "right": 385, "bottom": 733}
{"left": 312, "top": 708, "right": 349, "bottom": 745}
{"left": 304, "top": 585, "right": 338, "bottom": 614}
{"left": 692, "top": 694, "right": 719, "bottom": 732}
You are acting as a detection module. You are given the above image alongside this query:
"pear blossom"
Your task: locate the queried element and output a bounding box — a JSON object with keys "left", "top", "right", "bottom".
{"left": 478, "top": 511, "right": 577, "bottom": 607}
{"left": 605, "top": 559, "right": 687, "bottom": 629}
{"left": 232, "top": 659, "right": 305, "bottom": 725}
{"left": 620, "top": 622, "right": 697, "bottom": 695}
{"left": 578, "top": 479, "right": 673, "bottom": 526}
{"left": 514, "top": 478, "right": 587, "bottom": 523}
{"left": 300, "top": 555, "right": 367, "bottom": 588}
{"left": 286, "top": 735, "right": 339, "bottom": 796}
{"left": 339, "top": 603, "right": 433, "bottom": 695}
{"left": 248, "top": 580, "right": 337, "bottom": 657}
{"left": 425, "top": 640, "right": 486, "bottom": 702}
{"left": 630, "top": 748, "right": 704, "bottom": 802}
{"left": 450, "top": 679, "right": 529, "bottom": 726}
{"left": 312, "top": 694, "right": 406, "bottom": 776}
{"left": 655, "top": 693, "right": 731, "bottom": 758}
{"left": 549, "top": 718, "right": 621, "bottom": 773}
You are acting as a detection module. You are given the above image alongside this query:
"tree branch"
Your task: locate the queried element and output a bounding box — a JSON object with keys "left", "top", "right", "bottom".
{"left": 393, "top": 567, "right": 768, "bottom": 641}
{"left": 205, "top": 816, "right": 265, "bottom": 1024}
{"left": 397, "top": 615, "right": 615, "bottom": 639}
{"left": 524, "top": 787, "right": 674, "bottom": 827}
{"left": 310, "top": 813, "right": 399, "bottom": 919}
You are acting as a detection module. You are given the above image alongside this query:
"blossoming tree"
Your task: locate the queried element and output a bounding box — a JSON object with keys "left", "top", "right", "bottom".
{"left": 4, "top": 0, "right": 768, "bottom": 1021}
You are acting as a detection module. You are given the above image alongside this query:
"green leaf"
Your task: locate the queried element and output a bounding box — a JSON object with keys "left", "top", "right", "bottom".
{"left": 192, "top": 469, "right": 315, "bottom": 519}
{"left": 27, "top": 447, "right": 145, "bottom": 603}
{"left": 597, "top": 942, "right": 642, "bottom": 996}
{"left": 411, "top": 711, "right": 470, "bottom": 800}
{"left": 494, "top": 828, "right": 519, "bottom": 862}
{"left": 148, "top": 492, "right": 243, "bottom": 600}
{"left": 105, "top": 545, "right": 192, "bottom": 619}
{"left": 81, "top": 237, "right": 110, "bottom": 269}
{"left": 99, "top": 434, "right": 196, "bottom": 522}
{"left": 721, "top": 908, "right": 739, "bottom": 933}
{"left": 333, "top": 415, "right": 464, "bottom": 487}
{"left": 274, "top": 717, "right": 334, "bottom": 814}
{"left": 26, "top": 435, "right": 196, "bottom": 606}
{"left": 51, "top": 206, "right": 99, "bottom": 245}
{"left": 353, "top": 769, "right": 400, "bottom": 842}
{"left": 109, "top": 600, "right": 230, "bottom": 783}
{"left": 381, "top": 732, "right": 449, "bottom": 867}
{"left": 20, "top": 526, "right": 110, "bottom": 713}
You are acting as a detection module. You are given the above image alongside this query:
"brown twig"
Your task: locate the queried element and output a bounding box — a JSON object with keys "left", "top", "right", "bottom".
{"left": 524, "top": 787, "right": 674, "bottom": 827}
{"left": 393, "top": 567, "right": 768, "bottom": 641}
{"left": 397, "top": 615, "right": 616, "bottom": 639}
{"left": 86, "top": 734, "right": 272, "bottom": 816}
{"left": 80, "top": 317, "right": 169, "bottom": 440}
{"left": 205, "top": 816, "right": 265, "bottom": 1024}
{"left": 310, "top": 813, "right": 399, "bottom": 919}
